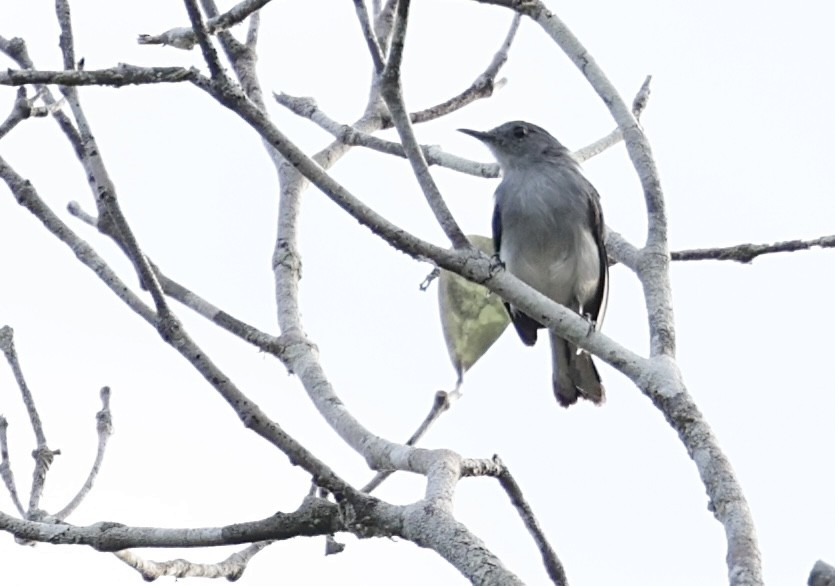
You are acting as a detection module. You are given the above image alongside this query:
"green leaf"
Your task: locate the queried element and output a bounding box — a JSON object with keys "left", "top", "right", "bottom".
{"left": 438, "top": 235, "right": 510, "bottom": 384}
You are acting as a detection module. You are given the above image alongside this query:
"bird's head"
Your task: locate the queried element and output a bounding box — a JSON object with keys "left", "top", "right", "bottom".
{"left": 458, "top": 121, "right": 568, "bottom": 170}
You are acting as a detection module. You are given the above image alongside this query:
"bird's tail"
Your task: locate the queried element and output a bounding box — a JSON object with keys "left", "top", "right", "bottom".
{"left": 550, "top": 330, "right": 605, "bottom": 407}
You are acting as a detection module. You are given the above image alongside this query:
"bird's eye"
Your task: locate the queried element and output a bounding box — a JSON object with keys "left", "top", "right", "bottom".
{"left": 512, "top": 125, "right": 527, "bottom": 139}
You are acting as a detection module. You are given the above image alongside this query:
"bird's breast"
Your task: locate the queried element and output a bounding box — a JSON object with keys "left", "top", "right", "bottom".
{"left": 496, "top": 166, "right": 601, "bottom": 308}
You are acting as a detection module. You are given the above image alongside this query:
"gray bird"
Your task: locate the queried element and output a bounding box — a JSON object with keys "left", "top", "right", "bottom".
{"left": 459, "top": 121, "right": 608, "bottom": 407}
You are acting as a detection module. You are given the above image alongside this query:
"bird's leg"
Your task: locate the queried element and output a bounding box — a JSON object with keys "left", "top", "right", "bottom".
{"left": 489, "top": 253, "right": 505, "bottom": 272}
{"left": 576, "top": 301, "right": 597, "bottom": 336}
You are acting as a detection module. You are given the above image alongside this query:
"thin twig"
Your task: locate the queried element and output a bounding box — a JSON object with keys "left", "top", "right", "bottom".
{"left": 55, "top": 0, "right": 75, "bottom": 70}
{"left": 573, "top": 75, "right": 652, "bottom": 162}
{"left": 0, "top": 415, "right": 25, "bottom": 517}
{"left": 0, "top": 156, "right": 352, "bottom": 496}
{"left": 671, "top": 234, "right": 835, "bottom": 263}
{"left": 113, "top": 540, "right": 274, "bottom": 580}
{"left": 0, "top": 326, "right": 60, "bottom": 515}
{"left": 182, "top": 0, "right": 225, "bottom": 79}
{"left": 272, "top": 92, "right": 497, "bottom": 177}
{"left": 361, "top": 390, "right": 460, "bottom": 493}
{"left": 66, "top": 201, "right": 286, "bottom": 358}
{"left": 375, "top": 0, "right": 469, "bottom": 248}
{"left": 55, "top": 387, "right": 114, "bottom": 520}
{"left": 353, "top": 0, "right": 385, "bottom": 73}
{"left": 53, "top": 7, "right": 173, "bottom": 324}
{"left": 381, "top": 13, "right": 520, "bottom": 129}
{"left": 137, "top": 0, "right": 272, "bottom": 50}
{"left": 462, "top": 456, "right": 567, "bottom": 586}
{"left": 0, "top": 88, "right": 33, "bottom": 139}
{"left": 0, "top": 36, "right": 84, "bottom": 156}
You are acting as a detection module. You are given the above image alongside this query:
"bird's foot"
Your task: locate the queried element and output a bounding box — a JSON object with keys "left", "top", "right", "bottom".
{"left": 582, "top": 313, "right": 597, "bottom": 336}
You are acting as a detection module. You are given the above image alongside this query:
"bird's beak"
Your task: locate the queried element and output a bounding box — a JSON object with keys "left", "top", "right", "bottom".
{"left": 458, "top": 128, "right": 494, "bottom": 143}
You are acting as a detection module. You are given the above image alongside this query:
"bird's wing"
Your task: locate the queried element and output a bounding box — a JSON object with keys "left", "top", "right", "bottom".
{"left": 492, "top": 186, "right": 540, "bottom": 345}
{"left": 585, "top": 182, "right": 609, "bottom": 328}
{"left": 491, "top": 199, "right": 503, "bottom": 256}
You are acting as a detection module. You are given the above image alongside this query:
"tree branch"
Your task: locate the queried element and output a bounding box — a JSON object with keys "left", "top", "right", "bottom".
{"left": 373, "top": 0, "right": 469, "bottom": 248}
{"left": 0, "top": 416, "right": 25, "bottom": 517}
{"left": 0, "top": 66, "right": 196, "bottom": 88}
{"left": 671, "top": 234, "right": 835, "bottom": 263}
{"left": 379, "top": 13, "right": 520, "bottom": 129}
{"left": 573, "top": 74, "right": 652, "bottom": 162}
{"left": 0, "top": 496, "right": 343, "bottom": 550}
{"left": 137, "top": 0, "right": 273, "bottom": 50}
{"left": 463, "top": 456, "right": 567, "bottom": 586}
{"left": 54, "top": 387, "right": 114, "bottom": 520}
{"left": 113, "top": 540, "right": 274, "bottom": 581}
{"left": 470, "top": 3, "right": 763, "bottom": 584}
{"left": 272, "top": 92, "right": 497, "bottom": 177}
{"left": 182, "top": 0, "right": 225, "bottom": 79}
{"left": 0, "top": 326, "right": 60, "bottom": 516}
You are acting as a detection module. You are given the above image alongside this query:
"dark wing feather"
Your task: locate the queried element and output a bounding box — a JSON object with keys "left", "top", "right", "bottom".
{"left": 584, "top": 182, "right": 609, "bottom": 327}
{"left": 492, "top": 197, "right": 540, "bottom": 345}
{"left": 491, "top": 202, "right": 503, "bottom": 256}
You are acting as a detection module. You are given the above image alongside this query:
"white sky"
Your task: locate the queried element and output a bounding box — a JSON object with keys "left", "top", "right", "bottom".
{"left": 1, "top": 1, "right": 834, "bottom": 584}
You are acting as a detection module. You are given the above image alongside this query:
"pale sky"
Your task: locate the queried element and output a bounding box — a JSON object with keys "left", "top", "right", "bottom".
{"left": 1, "top": 1, "right": 834, "bottom": 584}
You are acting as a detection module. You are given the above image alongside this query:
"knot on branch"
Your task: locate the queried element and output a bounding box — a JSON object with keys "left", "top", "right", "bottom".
{"left": 31, "top": 446, "right": 60, "bottom": 471}
{"left": 272, "top": 239, "right": 302, "bottom": 275}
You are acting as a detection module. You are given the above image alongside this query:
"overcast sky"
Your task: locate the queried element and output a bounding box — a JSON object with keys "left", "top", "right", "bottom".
{"left": 1, "top": 1, "right": 834, "bottom": 584}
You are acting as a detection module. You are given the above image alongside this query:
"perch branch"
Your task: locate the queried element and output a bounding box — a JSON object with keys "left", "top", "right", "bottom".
{"left": 469, "top": 3, "right": 763, "bottom": 584}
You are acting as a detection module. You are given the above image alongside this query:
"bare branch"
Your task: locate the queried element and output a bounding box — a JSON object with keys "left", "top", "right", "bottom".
{"left": 353, "top": 0, "right": 386, "bottom": 73}
{"left": 113, "top": 540, "right": 274, "bottom": 581}
{"left": 472, "top": 3, "right": 763, "bottom": 584}
{"left": 0, "top": 416, "right": 25, "bottom": 516}
{"left": 0, "top": 156, "right": 351, "bottom": 496}
{"left": 671, "top": 234, "right": 835, "bottom": 263}
{"left": 54, "top": 0, "right": 76, "bottom": 70}
{"left": 138, "top": 0, "right": 273, "bottom": 50}
{"left": 55, "top": 387, "right": 114, "bottom": 520}
{"left": 381, "top": 13, "right": 520, "bottom": 129}
{"left": 0, "top": 88, "right": 34, "bottom": 139}
{"left": 273, "top": 92, "right": 497, "bottom": 177}
{"left": 0, "top": 36, "right": 84, "bottom": 155}
{"left": 362, "top": 389, "right": 460, "bottom": 493}
{"left": 182, "top": 0, "right": 225, "bottom": 79}
{"left": 0, "top": 157, "right": 156, "bottom": 322}
{"left": 156, "top": 271, "right": 286, "bottom": 355}
{"left": 573, "top": 75, "right": 652, "bottom": 162}
{"left": 463, "top": 456, "right": 567, "bottom": 586}
{"left": 53, "top": 0, "right": 170, "bottom": 324}
{"left": 0, "top": 326, "right": 60, "bottom": 515}
{"left": 273, "top": 13, "right": 519, "bottom": 177}
{"left": 0, "top": 65, "right": 196, "bottom": 88}
{"left": 376, "top": 0, "right": 469, "bottom": 248}
{"left": 0, "top": 496, "right": 342, "bottom": 550}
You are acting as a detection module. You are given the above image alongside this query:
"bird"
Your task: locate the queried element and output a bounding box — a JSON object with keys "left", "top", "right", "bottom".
{"left": 459, "top": 121, "right": 608, "bottom": 407}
